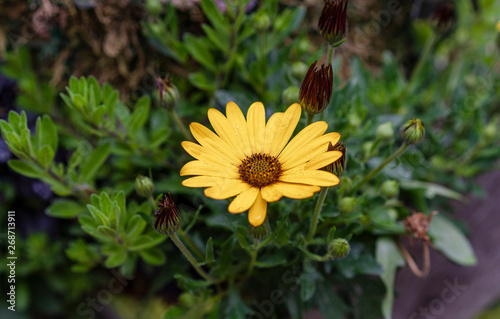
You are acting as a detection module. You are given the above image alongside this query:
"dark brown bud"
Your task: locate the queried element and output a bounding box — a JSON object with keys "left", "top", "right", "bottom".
{"left": 153, "top": 193, "right": 181, "bottom": 235}
{"left": 324, "top": 141, "right": 346, "bottom": 176}
{"left": 299, "top": 61, "right": 333, "bottom": 115}
{"left": 318, "top": 0, "right": 348, "bottom": 46}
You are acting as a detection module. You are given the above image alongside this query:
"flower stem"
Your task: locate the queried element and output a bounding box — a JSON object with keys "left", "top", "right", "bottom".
{"left": 306, "top": 112, "right": 315, "bottom": 127}
{"left": 327, "top": 45, "right": 335, "bottom": 65}
{"left": 169, "top": 232, "right": 218, "bottom": 283}
{"left": 352, "top": 142, "right": 410, "bottom": 194}
{"left": 169, "top": 109, "right": 193, "bottom": 142}
{"left": 306, "top": 187, "right": 329, "bottom": 244}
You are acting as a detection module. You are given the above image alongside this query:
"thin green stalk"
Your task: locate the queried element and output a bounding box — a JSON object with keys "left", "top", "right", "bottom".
{"left": 306, "top": 187, "right": 329, "bottom": 243}
{"left": 245, "top": 239, "right": 260, "bottom": 278}
{"left": 170, "top": 232, "right": 217, "bottom": 283}
{"left": 327, "top": 45, "right": 335, "bottom": 65}
{"left": 400, "top": 32, "right": 437, "bottom": 101}
{"left": 169, "top": 109, "right": 193, "bottom": 142}
{"left": 352, "top": 142, "right": 410, "bottom": 194}
{"left": 306, "top": 112, "right": 315, "bottom": 127}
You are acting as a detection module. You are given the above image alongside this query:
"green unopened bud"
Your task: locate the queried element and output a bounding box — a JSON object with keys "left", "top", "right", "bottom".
{"left": 482, "top": 119, "right": 498, "bottom": 143}
{"left": 400, "top": 119, "right": 425, "bottom": 145}
{"left": 348, "top": 113, "right": 361, "bottom": 129}
{"left": 339, "top": 176, "right": 353, "bottom": 192}
{"left": 153, "top": 193, "right": 181, "bottom": 235}
{"left": 376, "top": 121, "right": 394, "bottom": 140}
{"left": 146, "top": 0, "right": 162, "bottom": 15}
{"left": 362, "top": 141, "right": 374, "bottom": 158}
{"left": 248, "top": 223, "right": 269, "bottom": 240}
{"left": 179, "top": 292, "right": 195, "bottom": 308}
{"left": 297, "top": 38, "right": 311, "bottom": 54}
{"left": 328, "top": 238, "right": 350, "bottom": 259}
{"left": 339, "top": 197, "right": 356, "bottom": 214}
{"left": 135, "top": 175, "right": 154, "bottom": 198}
{"left": 254, "top": 12, "right": 271, "bottom": 32}
{"left": 155, "top": 75, "right": 180, "bottom": 110}
{"left": 381, "top": 180, "right": 399, "bottom": 198}
{"left": 291, "top": 61, "right": 308, "bottom": 80}
{"left": 282, "top": 86, "right": 300, "bottom": 105}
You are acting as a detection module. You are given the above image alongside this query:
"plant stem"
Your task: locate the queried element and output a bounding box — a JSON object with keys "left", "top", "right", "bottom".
{"left": 306, "top": 187, "right": 329, "bottom": 244}
{"left": 169, "top": 232, "right": 217, "bottom": 283}
{"left": 169, "top": 109, "right": 193, "bottom": 142}
{"left": 400, "top": 32, "right": 437, "bottom": 101}
{"left": 327, "top": 45, "right": 335, "bottom": 65}
{"left": 352, "top": 142, "right": 410, "bottom": 194}
{"left": 306, "top": 112, "right": 315, "bottom": 127}
{"left": 245, "top": 239, "right": 260, "bottom": 278}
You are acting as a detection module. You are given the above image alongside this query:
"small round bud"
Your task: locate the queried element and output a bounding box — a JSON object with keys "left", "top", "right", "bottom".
{"left": 376, "top": 121, "right": 394, "bottom": 140}
{"left": 155, "top": 76, "right": 180, "bottom": 110}
{"left": 381, "top": 180, "right": 399, "bottom": 198}
{"left": 328, "top": 238, "right": 350, "bottom": 259}
{"left": 348, "top": 113, "right": 361, "bottom": 129}
{"left": 146, "top": 0, "right": 162, "bottom": 15}
{"left": 400, "top": 119, "right": 425, "bottom": 145}
{"left": 282, "top": 86, "right": 300, "bottom": 105}
{"left": 153, "top": 193, "right": 181, "bottom": 235}
{"left": 339, "top": 197, "right": 356, "bottom": 214}
{"left": 179, "top": 292, "right": 195, "bottom": 308}
{"left": 254, "top": 12, "right": 271, "bottom": 32}
{"left": 482, "top": 120, "right": 498, "bottom": 143}
{"left": 387, "top": 208, "right": 398, "bottom": 221}
{"left": 135, "top": 175, "right": 154, "bottom": 198}
{"left": 362, "top": 141, "right": 374, "bottom": 158}
{"left": 291, "top": 61, "right": 308, "bottom": 80}
{"left": 339, "top": 176, "right": 353, "bottom": 193}
{"left": 297, "top": 38, "right": 311, "bottom": 54}
{"left": 248, "top": 223, "right": 269, "bottom": 240}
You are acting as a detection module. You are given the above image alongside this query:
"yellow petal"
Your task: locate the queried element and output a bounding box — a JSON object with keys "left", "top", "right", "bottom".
{"left": 247, "top": 102, "right": 266, "bottom": 154}
{"left": 280, "top": 132, "right": 341, "bottom": 170}
{"left": 208, "top": 108, "right": 247, "bottom": 159}
{"left": 182, "top": 176, "right": 232, "bottom": 188}
{"left": 272, "top": 182, "right": 321, "bottom": 199}
{"left": 225, "top": 102, "right": 252, "bottom": 156}
{"left": 278, "top": 121, "right": 328, "bottom": 164}
{"left": 204, "top": 180, "right": 251, "bottom": 199}
{"left": 248, "top": 191, "right": 267, "bottom": 226}
{"left": 228, "top": 187, "right": 259, "bottom": 213}
{"left": 268, "top": 103, "right": 302, "bottom": 156}
{"left": 189, "top": 123, "right": 242, "bottom": 163}
{"left": 180, "top": 160, "right": 239, "bottom": 178}
{"left": 262, "top": 112, "right": 284, "bottom": 155}
{"left": 280, "top": 169, "right": 340, "bottom": 187}
{"left": 260, "top": 184, "right": 283, "bottom": 202}
{"left": 181, "top": 141, "right": 239, "bottom": 167}
{"left": 304, "top": 151, "right": 343, "bottom": 170}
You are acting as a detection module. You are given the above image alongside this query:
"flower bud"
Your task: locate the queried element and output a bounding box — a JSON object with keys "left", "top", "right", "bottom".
{"left": 299, "top": 61, "right": 333, "bottom": 115}
{"left": 324, "top": 141, "right": 346, "bottom": 177}
{"left": 328, "top": 238, "right": 350, "bottom": 259}
{"left": 376, "top": 121, "right": 394, "bottom": 140}
{"left": 339, "top": 176, "right": 353, "bottom": 192}
{"left": 339, "top": 197, "right": 356, "bottom": 214}
{"left": 400, "top": 119, "right": 425, "bottom": 145}
{"left": 282, "top": 86, "right": 300, "bottom": 105}
{"left": 482, "top": 119, "right": 498, "bottom": 143}
{"left": 146, "top": 0, "right": 162, "bottom": 15}
{"left": 155, "top": 75, "right": 180, "bottom": 110}
{"left": 248, "top": 223, "right": 269, "bottom": 240}
{"left": 254, "top": 12, "right": 271, "bottom": 32}
{"left": 432, "top": 3, "right": 455, "bottom": 33}
{"left": 381, "top": 180, "right": 399, "bottom": 198}
{"left": 291, "top": 61, "right": 308, "bottom": 80}
{"left": 135, "top": 175, "right": 154, "bottom": 198}
{"left": 318, "top": 0, "right": 348, "bottom": 46}
{"left": 153, "top": 193, "right": 181, "bottom": 235}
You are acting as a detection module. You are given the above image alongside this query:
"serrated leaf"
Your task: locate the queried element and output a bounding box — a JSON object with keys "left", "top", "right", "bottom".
{"left": 429, "top": 214, "right": 477, "bottom": 266}
{"left": 45, "top": 199, "right": 85, "bottom": 219}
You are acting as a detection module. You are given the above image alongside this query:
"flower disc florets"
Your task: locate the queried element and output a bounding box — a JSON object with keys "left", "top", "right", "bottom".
{"left": 239, "top": 153, "right": 282, "bottom": 188}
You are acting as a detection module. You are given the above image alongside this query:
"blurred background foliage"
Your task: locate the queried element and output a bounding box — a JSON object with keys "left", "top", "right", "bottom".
{"left": 0, "top": 0, "right": 499, "bottom": 318}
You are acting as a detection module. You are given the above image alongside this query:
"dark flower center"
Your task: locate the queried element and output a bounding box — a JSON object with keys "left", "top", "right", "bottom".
{"left": 239, "top": 153, "right": 282, "bottom": 188}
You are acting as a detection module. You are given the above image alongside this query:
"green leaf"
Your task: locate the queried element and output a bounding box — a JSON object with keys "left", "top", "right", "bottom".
{"left": 128, "top": 235, "right": 157, "bottom": 251}
{"left": 97, "top": 225, "right": 117, "bottom": 239}
{"left": 236, "top": 233, "right": 250, "bottom": 250}
{"left": 139, "top": 248, "right": 166, "bottom": 265}
{"left": 8, "top": 160, "right": 45, "bottom": 178}
{"left": 429, "top": 214, "right": 477, "bottom": 266}
{"left": 400, "top": 180, "right": 466, "bottom": 202}
{"left": 202, "top": 24, "right": 229, "bottom": 52}
{"left": 105, "top": 251, "right": 128, "bottom": 268}
{"left": 79, "top": 143, "right": 111, "bottom": 183}
{"left": 41, "top": 115, "right": 58, "bottom": 152}
{"left": 127, "top": 96, "right": 150, "bottom": 136}
{"left": 205, "top": 237, "right": 214, "bottom": 264}
{"left": 125, "top": 215, "right": 147, "bottom": 238}
{"left": 87, "top": 76, "right": 101, "bottom": 109}
{"left": 36, "top": 145, "right": 55, "bottom": 170}
{"left": 188, "top": 72, "right": 216, "bottom": 91}
{"left": 86, "top": 205, "right": 109, "bottom": 226}
{"left": 376, "top": 237, "right": 405, "bottom": 319}
{"left": 200, "top": 0, "right": 229, "bottom": 37}
{"left": 184, "top": 34, "right": 217, "bottom": 72}
{"left": 99, "top": 192, "right": 113, "bottom": 215}
{"left": 20, "top": 128, "right": 33, "bottom": 156}
{"left": 45, "top": 199, "right": 85, "bottom": 219}
{"left": 255, "top": 254, "right": 287, "bottom": 268}
{"left": 109, "top": 205, "right": 121, "bottom": 231}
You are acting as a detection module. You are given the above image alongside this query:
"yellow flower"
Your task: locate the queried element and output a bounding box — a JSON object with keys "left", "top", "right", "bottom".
{"left": 180, "top": 102, "right": 342, "bottom": 226}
